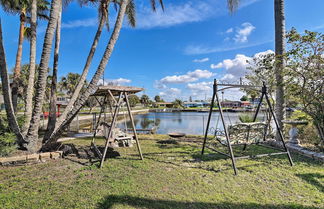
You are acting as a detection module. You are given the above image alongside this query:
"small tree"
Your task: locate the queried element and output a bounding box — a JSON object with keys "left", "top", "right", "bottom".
{"left": 140, "top": 94, "right": 149, "bottom": 107}
{"left": 240, "top": 95, "right": 249, "bottom": 101}
{"left": 173, "top": 99, "right": 183, "bottom": 108}
{"left": 128, "top": 94, "right": 140, "bottom": 107}
{"left": 286, "top": 29, "right": 324, "bottom": 144}
{"left": 154, "top": 95, "right": 163, "bottom": 102}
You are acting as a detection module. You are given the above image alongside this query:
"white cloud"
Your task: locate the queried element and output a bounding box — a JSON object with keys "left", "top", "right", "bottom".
{"left": 234, "top": 22, "right": 256, "bottom": 43}
{"left": 213, "top": 50, "right": 274, "bottom": 83}
{"left": 159, "top": 88, "right": 181, "bottom": 100}
{"left": 184, "top": 40, "right": 272, "bottom": 55}
{"left": 226, "top": 28, "right": 233, "bottom": 33}
{"left": 187, "top": 81, "right": 213, "bottom": 92}
{"left": 60, "top": 0, "right": 260, "bottom": 30}
{"left": 193, "top": 58, "right": 209, "bottom": 63}
{"left": 61, "top": 18, "right": 97, "bottom": 29}
{"left": 98, "top": 78, "right": 131, "bottom": 86}
{"left": 160, "top": 69, "right": 214, "bottom": 84}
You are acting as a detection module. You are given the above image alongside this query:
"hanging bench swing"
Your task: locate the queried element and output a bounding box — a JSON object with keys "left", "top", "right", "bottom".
{"left": 90, "top": 85, "right": 144, "bottom": 168}
{"left": 201, "top": 79, "right": 294, "bottom": 175}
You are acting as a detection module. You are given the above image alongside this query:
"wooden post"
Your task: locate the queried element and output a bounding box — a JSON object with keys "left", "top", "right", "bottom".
{"left": 100, "top": 93, "right": 123, "bottom": 168}
{"left": 124, "top": 92, "right": 144, "bottom": 160}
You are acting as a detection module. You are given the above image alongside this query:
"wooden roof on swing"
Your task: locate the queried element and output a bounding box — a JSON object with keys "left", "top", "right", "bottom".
{"left": 91, "top": 85, "right": 144, "bottom": 97}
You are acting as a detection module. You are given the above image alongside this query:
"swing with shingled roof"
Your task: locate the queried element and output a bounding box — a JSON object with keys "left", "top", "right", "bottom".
{"left": 90, "top": 85, "right": 144, "bottom": 168}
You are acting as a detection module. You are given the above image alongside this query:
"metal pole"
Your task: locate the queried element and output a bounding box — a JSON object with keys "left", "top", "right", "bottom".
{"left": 125, "top": 92, "right": 144, "bottom": 160}
{"left": 201, "top": 79, "right": 216, "bottom": 155}
{"left": 100, "top": 93, "right": 123, "bottom": 168}
{"left": 215, "top": 81, "right": 238, "bottom": 175}
{"left": 264, "top": 92, "right": 294, "bottom": 166}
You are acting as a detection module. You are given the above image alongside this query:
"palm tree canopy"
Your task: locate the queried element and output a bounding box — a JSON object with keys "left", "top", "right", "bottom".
{"left": 0, "top": 0, "right": 49, "bottom": 19}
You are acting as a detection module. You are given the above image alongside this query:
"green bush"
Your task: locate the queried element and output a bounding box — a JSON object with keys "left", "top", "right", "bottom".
{"left": 288, "top": 110, "right": 323, "bottom": 152}
{"left": 239, "top": 114, "right": 254, "bottom": 123}
{"left": 0, "top": 133, "right": 16, "bottom": 157}
{"left": 0, "top": 116, "right": 18, "bottom": 157}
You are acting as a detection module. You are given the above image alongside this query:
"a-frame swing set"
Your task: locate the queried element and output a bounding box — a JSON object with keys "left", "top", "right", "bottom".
{"left": 90, "top": 85, "right": 144, "bottom": 168}
{"left": 201, "top": 79, "right": 294, "bottom": 175}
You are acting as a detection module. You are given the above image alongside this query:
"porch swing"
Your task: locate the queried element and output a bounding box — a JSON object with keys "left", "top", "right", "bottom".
{"left": 201, "top": 79, "right": 294, "bottom": 175}
{"left": 90, "top": 85, "right": 144, "bottom": 168}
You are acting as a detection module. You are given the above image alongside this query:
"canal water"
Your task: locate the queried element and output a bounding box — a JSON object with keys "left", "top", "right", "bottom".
{"left": 119, "top": 112, "right": 266, "bottom": 135}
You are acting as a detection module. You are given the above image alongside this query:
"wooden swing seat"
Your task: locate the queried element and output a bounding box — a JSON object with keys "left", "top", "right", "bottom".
{"left": 216, "top": 122, "right": 267, "bottom": 145}
{"left": 101, "top": 122, "right": 134, "bottom": 147}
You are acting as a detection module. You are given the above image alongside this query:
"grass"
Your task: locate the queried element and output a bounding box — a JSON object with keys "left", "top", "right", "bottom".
{"left": 0, "top": 135, "right": 323, "bottom": 209}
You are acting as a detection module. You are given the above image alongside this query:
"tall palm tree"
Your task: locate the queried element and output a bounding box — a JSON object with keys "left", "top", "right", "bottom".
{"left": 22, "top": 0, "right": 37, "bottom": 135}
{"left": 25, "top": 0, "right": 61, "bottom": 152}
{"left": 44, "top": 0, "right": 135, "bottom": 149}
{"left": 45, "top": 0, "right": 62, "bottom": 142}
{"left": 0, "top": 19, "right": 25, "bottom": 146}
{"left": 274, "top": 0, "right": 285, "bottom": 140}
{"left": 45, "top": 0, "right": 240, "bottom": 147}
{"left": 0, "top": 0, "right": 49, "bottom": 112}
{"left": 55, "top": 0, "right": 137, "bottom": 129}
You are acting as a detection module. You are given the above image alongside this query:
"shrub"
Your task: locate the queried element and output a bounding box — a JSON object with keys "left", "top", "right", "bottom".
{"left": 0, "top": 116, "right": 19, "bottom": 156}
{"left": 239, "top": 114, "right": 254, "bottom": 123}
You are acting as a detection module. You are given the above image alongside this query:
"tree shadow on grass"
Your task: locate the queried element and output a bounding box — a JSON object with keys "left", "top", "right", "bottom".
{"left": 296, "top": 173, "right": 324, "bottom": 193}
{"left": 97, "top": 195, "right": 319, "bottom": 209}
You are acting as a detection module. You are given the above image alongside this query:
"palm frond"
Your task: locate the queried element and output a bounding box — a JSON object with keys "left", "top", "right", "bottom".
{"left": 227, "top": 0, "right": 239, "bottom": 14}
{"left": 126, "top": 0, "right": 135, "bottom": 27}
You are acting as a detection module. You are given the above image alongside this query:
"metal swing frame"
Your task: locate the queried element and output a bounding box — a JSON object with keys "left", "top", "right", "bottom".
{"left": 201, "top": 79, "right": 294, "bottom": 175}
{"left": 90, "top": 86, "right": 144, "bottom": 168}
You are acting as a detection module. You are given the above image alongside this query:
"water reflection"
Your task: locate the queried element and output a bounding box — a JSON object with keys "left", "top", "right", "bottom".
{"left": 118, "top": 112, "right": 266, "bottom": 135}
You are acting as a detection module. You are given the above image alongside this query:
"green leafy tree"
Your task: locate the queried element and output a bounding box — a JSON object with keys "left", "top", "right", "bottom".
{"left": 140, "top": 94, "right": 150, "bottom": 107}
{"left": 173, "top": 99, "right": 184, "bottom": 109}
{"left": 240, "top": 95, "right": 248, "bottom": 101}
{"left": 154, "top": 95, "right": 163, "bottom": 102}
{"left": 285, "top": 29, "right": 324, "bottom": 144}
{"left": 128, "top": 94, "right": 140, "bottom": 107}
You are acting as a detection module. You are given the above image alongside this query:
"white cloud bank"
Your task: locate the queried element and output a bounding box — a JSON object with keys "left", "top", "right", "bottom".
{"left": 61, "top": 0, "right": 260, "bottom": 29}
{"left": 159, "top": 69, "right": 214, "bottom": 84}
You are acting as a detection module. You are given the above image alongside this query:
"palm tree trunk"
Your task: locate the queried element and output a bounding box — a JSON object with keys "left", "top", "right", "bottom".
{"left": 55, "top": 3, "right": 108, "bottom": 129}
{"left": 12, "top": 10, "right": 26, "bottom": 112}
{"left": 43, "top": 0, "right": 129, "bottom": 149}
{"left": 44, "top": 3, "right": 62, "bottom": 142}
{"left": 25, "top": 0, "right": 61, "bottom": 153}
{"left": 22, "top": 0, "right": 37, "bottom": 136}
{"left": 0, "top": 19, "right": 25, "bottom": 147}
{"left": 274, "top": 0, "right": 285, "bottom": 141}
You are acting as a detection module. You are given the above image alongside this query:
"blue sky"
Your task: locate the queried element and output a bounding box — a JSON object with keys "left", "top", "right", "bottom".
{"left": 1, "top": 0, "right": 324, "bottom": 101}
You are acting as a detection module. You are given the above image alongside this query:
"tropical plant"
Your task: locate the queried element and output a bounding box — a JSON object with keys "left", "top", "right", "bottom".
{"left": 154, "top": 95, "right": 163, "bottom": 102}
{"left": 173, "top": 99, "right": 184, "bottom": 109}
{"left": 0, "top": 0, "right": 49, "bottom": 112}
{"left": 128, "top": 94, "right": 140, "bottom": 107}
{"left": 140, "top": 94, "right": 150, "bottom": 106}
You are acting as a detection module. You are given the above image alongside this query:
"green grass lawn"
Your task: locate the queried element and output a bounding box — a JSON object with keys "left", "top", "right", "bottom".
{"left": 0, "top": 135, "right": 323, "bottom": 209}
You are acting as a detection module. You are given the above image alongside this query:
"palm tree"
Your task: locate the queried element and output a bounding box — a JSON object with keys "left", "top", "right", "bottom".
{"left": 55, "top": 0, "right": 137, "bottom": 128}
{"left": 45, "top": 0, "right": 62, "bottom": 142}
{"left": 24, "top": 0, "right": 62, "bottom": 152}
{"left": 22, "top": 0, "right": 37, "bottom": 135}
{"left": 0, "top": 0, "right": 49, "bottom": 112}
{"left": 44, "top": 0, "right": 136, "bottom": 149}
{"left": 274, "top": 0, "right": 285, "bottom": 140}
{"left": 0, "top": 20, "right": 25, "bottom": 147}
